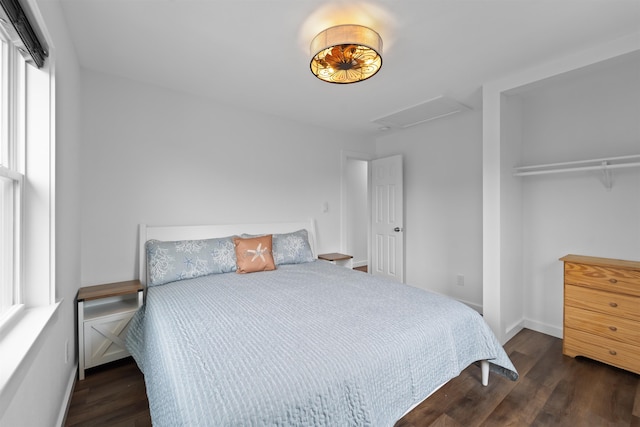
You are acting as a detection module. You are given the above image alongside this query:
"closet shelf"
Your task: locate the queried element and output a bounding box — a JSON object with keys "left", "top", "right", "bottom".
{"left": 513, "top": 154, "right": 640, "bottom": 190}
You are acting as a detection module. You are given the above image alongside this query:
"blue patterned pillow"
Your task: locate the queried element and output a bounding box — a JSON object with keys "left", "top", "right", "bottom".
{"left": 272, "top": 229, "right": 314, "bottom": 265}
{"left": 146, "top": 237, "right": 236, "bottom": 286}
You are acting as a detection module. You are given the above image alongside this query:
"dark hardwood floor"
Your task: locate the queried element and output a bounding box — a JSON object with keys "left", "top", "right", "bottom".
{"left": 64, "top": 329, "right": 640, "bottom": 426}
{"left": 64, "top": 358, "right": 150, "bottom": 427}
{"left": 398, "top": 329, "right": 639, "bottom": 427}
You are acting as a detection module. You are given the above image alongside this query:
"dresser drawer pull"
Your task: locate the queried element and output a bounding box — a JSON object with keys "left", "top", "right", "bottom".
{"left": 608, "top": 326, "right": 617, "bottom": 331}
{"left": 609, "top": 350, "right": 617, "bottom": 356}
{"left": 609, "top": 278, "right": 618, "bottom": 283}
{"left": 609, "top": 302, "right": 618, "bottom": 308}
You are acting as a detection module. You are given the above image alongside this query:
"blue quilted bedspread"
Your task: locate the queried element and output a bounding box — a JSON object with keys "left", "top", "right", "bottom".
{"left": 127, "top": 261, "right": 517, "bottom": 426}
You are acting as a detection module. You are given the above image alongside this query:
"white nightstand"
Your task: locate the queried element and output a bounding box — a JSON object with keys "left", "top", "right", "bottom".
{"left": 77, "top": 280, "right": 143, "bottom": 380}
{"left": 318, "top": 253, "right": 354, "bottom": 269}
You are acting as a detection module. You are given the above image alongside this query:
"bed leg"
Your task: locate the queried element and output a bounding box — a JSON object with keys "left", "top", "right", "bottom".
{"left": 481, "top": 360, "right": 489, "bottom": 386}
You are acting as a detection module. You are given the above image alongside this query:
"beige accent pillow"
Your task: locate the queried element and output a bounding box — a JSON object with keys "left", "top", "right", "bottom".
{"left": 234, "top": 235, "right": 276, "bottom": 274}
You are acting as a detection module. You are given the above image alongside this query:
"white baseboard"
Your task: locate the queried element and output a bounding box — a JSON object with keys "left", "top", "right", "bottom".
{"left": 504, "top": 320, "right": 525, "bottom": 343}
{"left": 503, "top": 318, "right": 562, "bottom": 342}
{"left": 523, "top": 318, "right": 563, "bottom": 339}
{"left": 56, "top": 366, "right": 77, "bottom": 427}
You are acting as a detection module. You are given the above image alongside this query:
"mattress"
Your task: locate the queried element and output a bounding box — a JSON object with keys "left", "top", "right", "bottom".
{"left": 127, "top": 260, "right": 517, "bottom": 426}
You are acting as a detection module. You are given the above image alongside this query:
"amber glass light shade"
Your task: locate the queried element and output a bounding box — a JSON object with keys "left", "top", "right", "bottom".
{"left": 310, "top": 25, "right": 382, "bottom": 84}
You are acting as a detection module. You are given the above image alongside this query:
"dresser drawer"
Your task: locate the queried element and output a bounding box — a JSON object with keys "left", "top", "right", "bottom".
{"left": 564, "top": 262, "right": 640, "bottom": 296}
{"left": 565, "top": 284, "right": 640, "bottom": 321}
{"left": 564, "top": 305, "right": 640, "bottom": 344}
{"left": 564, "top": 328, "right": 640, "bottom": 374}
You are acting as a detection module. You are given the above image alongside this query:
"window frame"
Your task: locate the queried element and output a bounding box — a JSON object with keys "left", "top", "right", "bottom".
{"left": 0, "top": 24, "right": 26, "bottom": 326}
{"left": 0, "top": 0, "right": 57, "bottom": 417}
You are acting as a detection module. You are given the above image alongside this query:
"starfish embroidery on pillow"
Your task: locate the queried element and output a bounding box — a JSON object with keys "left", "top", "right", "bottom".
{"left": 247, "top": 243, "right": 268, "bottom": 262}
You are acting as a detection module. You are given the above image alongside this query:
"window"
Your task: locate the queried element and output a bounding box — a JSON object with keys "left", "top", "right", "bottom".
{"left": 0, "top": 25, "right": 25, "bottom": 322}
{"left": 0, "top": 0, "right": 56, "bottom": 409}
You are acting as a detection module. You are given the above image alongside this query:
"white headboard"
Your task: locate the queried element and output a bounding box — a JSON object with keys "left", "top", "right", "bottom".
{"left": 138, "top": 218, "right": 317, "bottom": 285}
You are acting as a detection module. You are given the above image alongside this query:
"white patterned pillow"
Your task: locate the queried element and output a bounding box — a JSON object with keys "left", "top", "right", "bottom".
{"left": 146, "top": 237, "right": 236, "bottom": 286}
{"left": 272, "top": 229, "right": 314, "bottom": 265}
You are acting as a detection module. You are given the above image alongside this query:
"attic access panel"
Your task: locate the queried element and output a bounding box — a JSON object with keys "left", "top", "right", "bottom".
{"left": 372, "top": 96, "right": 470, "bottom": 129}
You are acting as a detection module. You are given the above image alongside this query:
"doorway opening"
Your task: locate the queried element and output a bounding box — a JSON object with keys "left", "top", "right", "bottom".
{"left": 344, "top": 156, "right": 369, "bottom": 270}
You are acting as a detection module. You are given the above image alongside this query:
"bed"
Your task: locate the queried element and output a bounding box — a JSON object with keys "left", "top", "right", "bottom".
{"left": 127, "top": 219, "right": 518, "bottom": 426}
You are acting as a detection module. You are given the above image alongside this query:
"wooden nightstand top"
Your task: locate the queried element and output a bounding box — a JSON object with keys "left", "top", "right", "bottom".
{"left": 318, "top": 253, "right": 353, "bottom": 262}
{"left": 78, "top": 280, "right": 143, "bottom": 302}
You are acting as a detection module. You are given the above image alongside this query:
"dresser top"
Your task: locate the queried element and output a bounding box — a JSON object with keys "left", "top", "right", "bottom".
{"left": 560, "top": 254, "right": 640, "bottom": 271}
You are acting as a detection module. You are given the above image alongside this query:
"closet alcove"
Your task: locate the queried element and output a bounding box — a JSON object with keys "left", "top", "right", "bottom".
{"left": 482, "top": 35, "right": 640, "bottom": 344}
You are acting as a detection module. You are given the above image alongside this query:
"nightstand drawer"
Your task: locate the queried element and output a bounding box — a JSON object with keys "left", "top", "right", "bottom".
{"left": 565, "top": 284, "right": 640, "bottom": 321}
{"left": 564, "top": 305, "right": 640, "bottom": 344}
{"left": 83, "top": 310, "right": 137, "bottom": 369}
{"left": 564, "top": 328, "right": 640, "bottom": 374}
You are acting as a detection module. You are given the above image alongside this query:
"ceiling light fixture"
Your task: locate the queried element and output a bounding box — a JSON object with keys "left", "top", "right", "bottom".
{"left": 310, "top": 24, "right": 382, "bottom": 84}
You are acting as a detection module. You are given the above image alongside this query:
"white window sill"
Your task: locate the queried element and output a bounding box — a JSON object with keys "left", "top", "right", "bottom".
{"left": 0, "top": 300, "right": 61, "bottom": 416}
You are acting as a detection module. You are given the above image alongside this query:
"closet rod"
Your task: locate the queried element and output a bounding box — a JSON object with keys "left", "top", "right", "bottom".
{"left": 514, "top": 154, "right": 640, "bottom": 172}
{"left": 514, "top": 161, "right": 640, "bottom": 177}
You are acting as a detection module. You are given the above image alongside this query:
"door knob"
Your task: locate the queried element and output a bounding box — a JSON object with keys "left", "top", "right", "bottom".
{"left": 394, "top": 227, "right": 403, "bottom": 232}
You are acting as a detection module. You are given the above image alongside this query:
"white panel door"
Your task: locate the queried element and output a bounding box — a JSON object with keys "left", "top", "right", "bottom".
{"left": 371, "top": 155, "right": 404, "bottom": 282}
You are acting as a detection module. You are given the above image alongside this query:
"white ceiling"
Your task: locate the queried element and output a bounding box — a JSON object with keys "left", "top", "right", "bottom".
{"left": 55, "top": 0, "right": 640, "bottom": 136}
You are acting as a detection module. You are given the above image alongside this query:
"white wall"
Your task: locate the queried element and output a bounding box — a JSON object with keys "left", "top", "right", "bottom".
{"left": 375, "top": 110, "right": 484, "bottom": 310}
{"left": 518, "top": 54, "right": 640, "bottom": 336}
{"left": 499, "top": 94, "right": 525, "bottom": 337}
{"left": 0, "top": 1, "right": 82, "bottom": 426}
{"left": 373, "top": 47, "right": 639, "bottom": 328}
{"left": 79, "top": 70, "right": 373, "bottom": 286}
{"left": 483, "top": 34, "right": 640, "bottom": 343}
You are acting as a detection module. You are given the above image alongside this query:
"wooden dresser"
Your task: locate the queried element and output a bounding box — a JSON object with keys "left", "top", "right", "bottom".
{"left": 560, "top": 254, "right": 640, "bottom": 374}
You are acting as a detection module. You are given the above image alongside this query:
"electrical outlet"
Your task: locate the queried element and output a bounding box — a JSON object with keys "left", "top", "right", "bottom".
{"left": 65, "top": 339, "right": 69, "bottom": 364}
{"left": 456, "top": 274, "right": 464, "bottom": 286}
